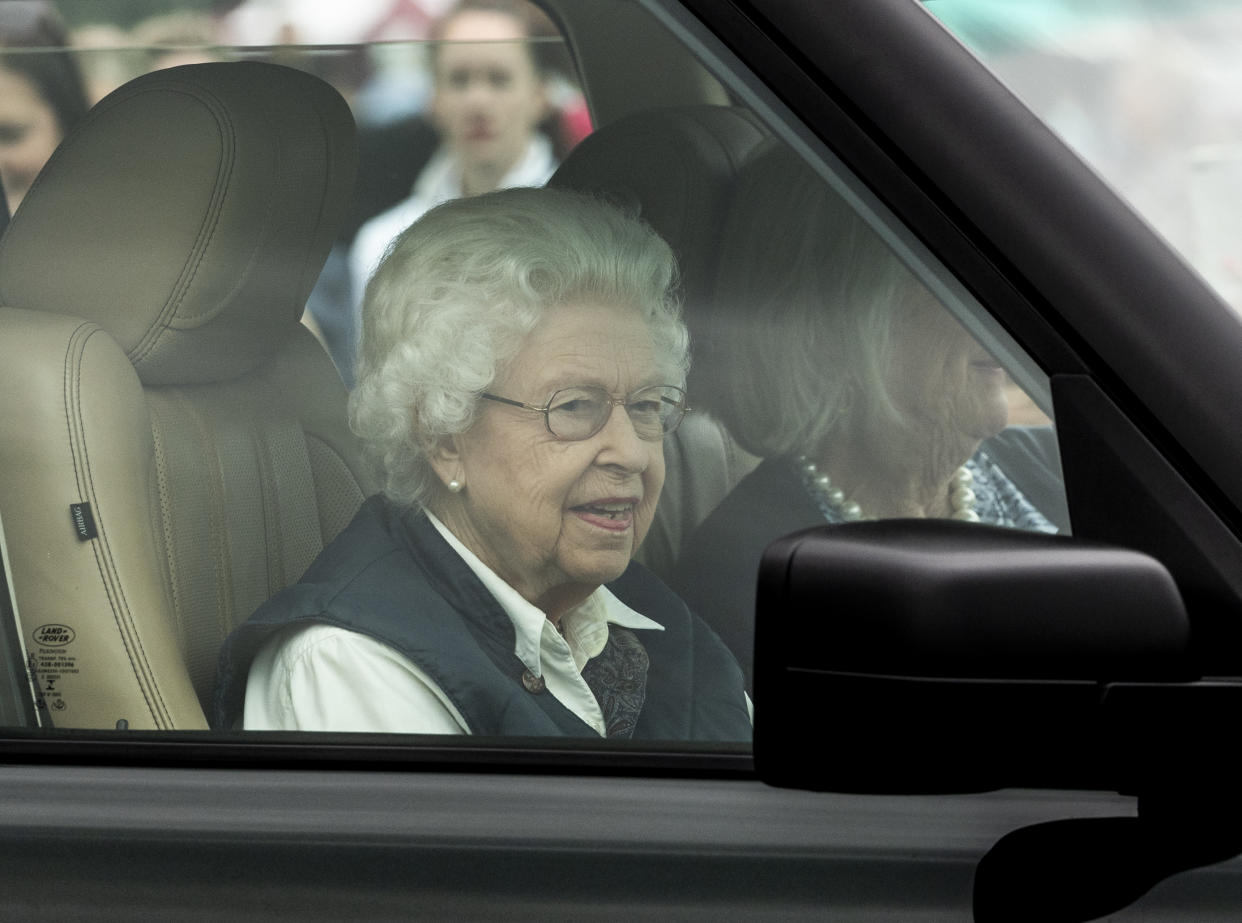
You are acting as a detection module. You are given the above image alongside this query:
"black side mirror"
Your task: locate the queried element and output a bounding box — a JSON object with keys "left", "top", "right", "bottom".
{"left": 753, "top": 520, "right": 1192, "bottom": 794}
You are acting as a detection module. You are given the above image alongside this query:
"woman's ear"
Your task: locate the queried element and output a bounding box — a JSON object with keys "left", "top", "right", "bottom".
{"left": 429, "top": 435, "right": 465, "bottom": 492}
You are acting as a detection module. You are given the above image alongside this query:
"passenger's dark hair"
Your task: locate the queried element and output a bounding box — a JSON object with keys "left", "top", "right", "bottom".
{"left": 0, "top": 1, "right": 90, "bottom": 136}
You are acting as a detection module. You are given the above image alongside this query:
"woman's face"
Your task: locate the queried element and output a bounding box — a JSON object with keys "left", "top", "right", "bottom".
{"left": 0, "top": 67, "right": 62, "bottom": 212}
{"left": 884, "top": 289, "right": 1010, "bottom": 444}
{"left": 431, "top": 10, "right": 548, "bottom": 188}
{"left": 434, "top": 301, "right": 667, "bottom": 614}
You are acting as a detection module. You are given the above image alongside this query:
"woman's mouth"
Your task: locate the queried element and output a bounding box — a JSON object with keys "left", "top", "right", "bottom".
{"left": 571, "top": 499, "right": 637, "bottom": 531}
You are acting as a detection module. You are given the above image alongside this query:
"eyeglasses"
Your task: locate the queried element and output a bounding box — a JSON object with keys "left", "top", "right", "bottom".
{"left": 480, "top": 384, "right": 688, "bottom": 441}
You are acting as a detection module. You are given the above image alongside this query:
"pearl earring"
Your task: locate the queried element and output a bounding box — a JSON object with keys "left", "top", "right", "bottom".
{"left": 447, "top": 479, "right": 463, "bottom": 493}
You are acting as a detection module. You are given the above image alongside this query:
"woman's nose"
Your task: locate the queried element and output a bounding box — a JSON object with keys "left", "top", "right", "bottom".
{"left": 462, "top": 78, "right": 496, "bottom": 106}
{"left": 594, "top": 402, "right": 651, "bottom": 471}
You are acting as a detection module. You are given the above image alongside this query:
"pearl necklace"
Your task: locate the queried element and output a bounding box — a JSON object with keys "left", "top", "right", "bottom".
{"left": 795, "top": 456, "right": 980, "bottom": 523}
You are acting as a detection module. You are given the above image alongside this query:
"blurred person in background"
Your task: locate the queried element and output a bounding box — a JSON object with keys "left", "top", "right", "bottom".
{"left": 348, "top": 0, "right": 557, "bottom": 294}
{"left": 0, "top": 1, "right": 89, "bottom": 214}
{"left": 304, "top": 0, "right": 560, "bottom": 387}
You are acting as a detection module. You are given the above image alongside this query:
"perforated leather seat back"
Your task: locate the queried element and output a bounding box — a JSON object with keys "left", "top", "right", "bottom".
{"left": 0, "top": 63, "right": 376, "bottom": 729}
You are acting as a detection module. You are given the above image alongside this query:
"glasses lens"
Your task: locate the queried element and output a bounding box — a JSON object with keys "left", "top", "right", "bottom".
{"left": 544, "top": 386, "right": 687, "bottom": 440}
{"left": 628, "top": 386, "right": 686, "bottom": 439}
{"left": 546, "top": 387, "right": 610, "bottom": 440}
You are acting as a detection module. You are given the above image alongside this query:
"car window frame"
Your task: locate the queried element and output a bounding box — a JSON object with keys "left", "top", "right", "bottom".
{"left": 1, "top": 0, "right": 1238, "bottom": 764}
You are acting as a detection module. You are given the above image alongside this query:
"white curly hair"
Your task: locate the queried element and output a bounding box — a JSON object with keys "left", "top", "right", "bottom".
{"left": 348, "top": 185, "right": 688, "bottom": 507}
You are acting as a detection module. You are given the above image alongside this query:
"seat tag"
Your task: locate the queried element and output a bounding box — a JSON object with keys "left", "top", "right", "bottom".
{"left": 69, "top": 503, "right": 97, "bottom": 541}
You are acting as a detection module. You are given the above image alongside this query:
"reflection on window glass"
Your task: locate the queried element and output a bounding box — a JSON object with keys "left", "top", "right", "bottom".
{"left": 930, "top": 0, "right": 1242, "bottom": 313}
{"left": 0, "top": 0, "right": 1065, "bottom": 740}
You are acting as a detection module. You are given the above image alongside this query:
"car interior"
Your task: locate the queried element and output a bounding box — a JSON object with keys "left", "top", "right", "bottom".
{"left": 12, "top": 2, "right": 1242, "bottom": 920}
{"left": 0, "top": 62, "right": 375, "bottom": 729}
{"left": 0, "top": 60, "right": 782, "bottom": 730}
{"left": 0, "top": 0, "right": 1064, "bottom": 734}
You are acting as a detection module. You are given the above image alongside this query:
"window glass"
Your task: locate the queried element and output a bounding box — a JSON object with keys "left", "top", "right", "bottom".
{"left": 929, "top": 0, "right": 1242, "bottom": 314}
{"left": 0, "top": 0, "right": 1066, "bottom": 740}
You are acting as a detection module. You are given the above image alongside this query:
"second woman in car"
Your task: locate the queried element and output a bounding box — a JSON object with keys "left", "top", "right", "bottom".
{"left": 672, "top": 144, "right": 1058, "bottom": 687}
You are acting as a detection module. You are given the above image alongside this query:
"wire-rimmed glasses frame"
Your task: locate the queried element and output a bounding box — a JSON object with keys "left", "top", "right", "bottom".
{"left": 479, "top": 384, "right": 688, "bottom": 441}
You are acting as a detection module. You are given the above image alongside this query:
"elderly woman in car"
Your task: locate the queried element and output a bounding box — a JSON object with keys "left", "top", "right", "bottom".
{"left": 214, "top": 186, "right": 751, "bottom": 740}
{"left": 671, "top": 144, "right": 1057, "bottom": 686}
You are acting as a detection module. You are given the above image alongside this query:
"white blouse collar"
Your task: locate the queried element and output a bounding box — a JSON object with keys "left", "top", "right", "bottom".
{"left": 424, "top": 510, "right": 663, "bottom": 676}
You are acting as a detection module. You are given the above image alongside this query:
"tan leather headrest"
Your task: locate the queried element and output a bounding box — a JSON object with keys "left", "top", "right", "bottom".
{"left": 0, "top": 62, "right": 356, "bottom": 386}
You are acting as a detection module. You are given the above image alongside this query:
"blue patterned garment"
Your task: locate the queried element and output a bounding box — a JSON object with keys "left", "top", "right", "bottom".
{"left": 580, "top": 626, "right": 650, "bottom": 739}
{"left": 799, "top": 448, "right": 1058, "bottom": 533}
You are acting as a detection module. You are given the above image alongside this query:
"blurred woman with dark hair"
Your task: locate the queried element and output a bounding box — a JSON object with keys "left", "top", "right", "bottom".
{"left": 0, "top": 1, "right": 89, "bottom": 212}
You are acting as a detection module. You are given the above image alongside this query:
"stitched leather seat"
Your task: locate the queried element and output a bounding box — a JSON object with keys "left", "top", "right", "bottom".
{"left": 0, "top": 62, "right": 376, "bottom": 730}
{"left": 549, "top": 106, "right": 768, "bottom": 578}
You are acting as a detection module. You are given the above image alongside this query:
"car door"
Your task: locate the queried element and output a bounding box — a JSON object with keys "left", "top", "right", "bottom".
{"left": 3, "top": 0, "right": 1242, "bottom": 920}
{"left": 717, "top": 0, "right": 1242, "bottom": 917}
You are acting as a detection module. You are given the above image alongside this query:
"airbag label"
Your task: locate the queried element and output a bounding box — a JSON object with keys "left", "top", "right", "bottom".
{"left": 69, "top": 503, "right": 97, "bottom": 541}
